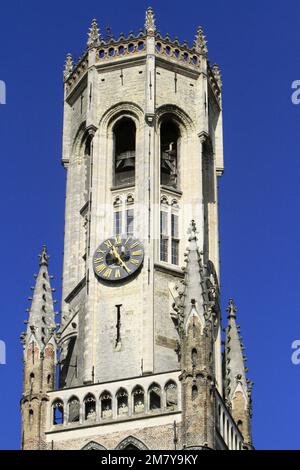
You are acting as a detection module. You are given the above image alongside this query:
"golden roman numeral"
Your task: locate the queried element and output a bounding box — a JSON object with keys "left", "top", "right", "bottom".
{"left": 103, "top": 268, "right": 112, "bottom": 278}
{"left": 130, "top": 258, "right": 139, "bottom": 265}
{"left": 95, "top": 264, "right": 106, "bottom": 273}
{"left": 115, "top": 269, "right": 121, "bottom": 278}
{"left": 104, "top": 240, "right": 113, "bottom": 248}
{"left": 132, "top": 250, "right": 142, "bottom": 256}
{"left": 96, "top": 248, "right": 106, "bottom": 254}
{"left": 115, "top": 236, "right": 121, "bottom": 245}
{"left": 124, "top": 237, "right": 132, "bottom": 245}
{"left": 130, "top": 241, "right": 139, "bottom": 249}
{"left": 94, "top": 257, "right": 104, "bottom": 263}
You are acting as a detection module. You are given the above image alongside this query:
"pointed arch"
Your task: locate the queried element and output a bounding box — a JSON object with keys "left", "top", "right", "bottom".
{"left": 165, "top": 380, "right": 178, "bottom": 410}
{"left": 115, "top": 435, "right": 148, "bottom": 450}
{"left": 148, "top": 382, "right": 161, "bottom": 410}
{"left": 82, "top": 441, "right": 107, "bottom": 450}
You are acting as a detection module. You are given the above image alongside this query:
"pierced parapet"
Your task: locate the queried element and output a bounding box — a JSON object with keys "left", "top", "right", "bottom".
{"left": 87, "top": 18, "right": 101, "bottom": 49}
{"left": 145, "top": 6, "right": 156, "bottom": 35}
{"left": 194, "top": 26, "right": 208, "bottom": 56}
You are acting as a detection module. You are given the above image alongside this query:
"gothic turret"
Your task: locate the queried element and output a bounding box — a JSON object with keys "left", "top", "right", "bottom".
{"left": 178, "top": 221, "right": 216, "bottom": 449}
{"left": 224, "top": 299, "right": 253, "bottom": 447}
{"left": 20, "top": 246, "right": 57, "bottom": 450}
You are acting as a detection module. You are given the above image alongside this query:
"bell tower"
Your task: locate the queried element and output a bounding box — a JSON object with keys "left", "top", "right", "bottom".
{"left": 21, "top": 7, "right": 253, "bottom": 450}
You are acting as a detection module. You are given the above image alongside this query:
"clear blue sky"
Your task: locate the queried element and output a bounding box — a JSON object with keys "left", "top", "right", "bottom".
{"left": 0, "top": 0, "right": 299, "bottom": 450}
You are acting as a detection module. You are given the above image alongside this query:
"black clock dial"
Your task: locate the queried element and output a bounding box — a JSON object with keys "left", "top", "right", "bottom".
{"left": 93, "top": 236, "right": 144, "bottom": 281}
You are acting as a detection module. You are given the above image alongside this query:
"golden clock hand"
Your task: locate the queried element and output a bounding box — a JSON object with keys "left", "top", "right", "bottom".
{"left": 112, "top": 245, "right": 130, "bottom": 273}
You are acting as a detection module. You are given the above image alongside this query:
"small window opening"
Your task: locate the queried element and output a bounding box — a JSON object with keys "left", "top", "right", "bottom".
{"left": 149, "top": 383, "right": 161, "bottom": 410}
{"left": 133, "top": 387, "right": 144, "bottom": 414}
{"left": 165, "top": 381, "right": 178, "bottom": 410}
{"left": 53, "top": 400, "right": 64, "bottom": 425}
{"left": 101, "top": 392, "right": 112, "bottom": 419}
{"left": 68, "top": 397, "right": 80, "bottom": 423}
{"left": 117, "top": 388, "right": 128, "bottom": 416}
{"left": 84, "top": 394, "right": 96, "bottom": 421}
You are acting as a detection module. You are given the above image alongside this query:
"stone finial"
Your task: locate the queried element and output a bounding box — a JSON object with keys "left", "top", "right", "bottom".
{"left": 145, "top": 7, "right": 156, "bottom": 35}
{"left": 39, "top": 245, "right": 49, "bottom": 267}
{"left": 87, "top": 18, "right": 101, "bottom": 49}
{"left": 63, "top": 53, "right": 73, "bottom": 80}
{"left": 194, "top": 26, "right": 208, "bottom": 56}
{"left": 187, "top": 219, "right": 198, "bottom": 241}
{"left": 226, "top": 298, "right": 237, "bottom": 319}
{"left": 105, "top": 24, "right": 114, "bottom": 42}
{"left": 212, "top": 63, "right": 222, "bottom": 88}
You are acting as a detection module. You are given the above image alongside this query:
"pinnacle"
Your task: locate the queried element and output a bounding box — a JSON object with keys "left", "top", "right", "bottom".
{"left": 87, "top": 18, "right": 101, "bottom": 49}
{"left": 224, "top": 299, "right": 250, "bottom": 402}
{"left": 22, "top": 246, "right": 57, "bottom": 349}
{"left": 145, "top": 6, "right": 156, "bottom": 34}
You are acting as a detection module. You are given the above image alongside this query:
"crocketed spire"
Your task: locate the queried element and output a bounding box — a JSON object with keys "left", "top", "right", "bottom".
{"left": 224, "top": 299, "right": 248, "bottom": 400}
{"left": 172, "top": 220, "right": 213, "bottom": 337}
{"left": 87, "top": 18, "right": 101, "bottom": 49}
{"left": 224, "top": 299, "right": 253, "bottom": 446}
{"left": 21, "top": 246, "right": 56, "bottom": 349}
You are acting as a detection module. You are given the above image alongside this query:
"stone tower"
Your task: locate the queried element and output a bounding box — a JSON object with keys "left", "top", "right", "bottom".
{"left": 21, "top": 8, "right": 253, "bottom": 450}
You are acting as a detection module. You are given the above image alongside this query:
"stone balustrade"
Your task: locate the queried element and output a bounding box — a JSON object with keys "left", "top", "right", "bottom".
{"left": 47, "top": 371, "right": 180, "bottom": 430}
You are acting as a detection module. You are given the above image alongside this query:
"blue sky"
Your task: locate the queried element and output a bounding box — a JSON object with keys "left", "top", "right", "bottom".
{"left": 0, "top": 0, "right": 299, "bottom": 450}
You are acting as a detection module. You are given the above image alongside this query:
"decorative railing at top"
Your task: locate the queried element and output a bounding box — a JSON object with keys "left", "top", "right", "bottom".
{"left": 65, "top": 31, "right": 221, "bottom": 100}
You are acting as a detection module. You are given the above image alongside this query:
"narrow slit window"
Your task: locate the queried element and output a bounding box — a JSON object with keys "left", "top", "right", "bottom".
{"left": 171, "top": 213, "right": 179, "bottom": 265}
{"left": 126, "top": 209, "right": 134, "bottom": 236}
{"left": 160, "top": 211, "right": 168, "bottom": 262}
{"left": 114, "top": 211, "right": 122, "bottom": 236}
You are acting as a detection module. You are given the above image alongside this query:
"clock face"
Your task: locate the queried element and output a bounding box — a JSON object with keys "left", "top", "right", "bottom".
{"left": 93, "top": 236, "right": 144, "bottom": 282}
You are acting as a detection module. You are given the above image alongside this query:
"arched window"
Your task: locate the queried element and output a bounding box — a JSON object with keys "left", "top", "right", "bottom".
{"left": 148, "top": 383, "right": 161, "bottom": 411}
{"left": 100, "top": 391, "right": 112, "bottom": 419}
{"left": 165, "top": 380, "right": 178, "bottom": 410}
{"left": 68, "top": 396, "right": 80, "bottom": 423}
{"left": 52, "top": 399, "right": 64, "bottom": 425}
{"left": 191, "top": 348, "right": 198, "bottom": 368}
{"left": 237, "top": 419, "right": 243, "bottom": 433}
{"left": 114, "top": 118, "right": 136, "bottom": 187}
{"left": 84, "top": 135, "right": 93, "bottom": 201}
{"left": 116, "top": 388, "right": 128, "bottom": 416}
{"left": 132, "top": 386, "right": 144, "bottom": 414}
{"left": 116, "top": 436, "right": 148, "bottom": 450}
{"left": 160, "top": 119, "right": 180, "bottom": 188}
{"left": 82, "top": 441, "right": 107, "bottom": 450}
{"left": 29, "top": 408, "right": 34, "bottom": 428}
{"left": 192, "top": 385, "right": 198, "bottom": 401}
{"left": 84, "top": 393, "right": 96, "bottom": 421}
